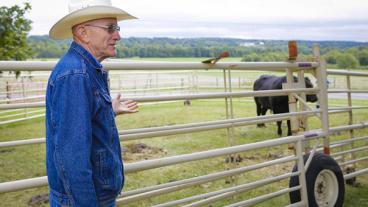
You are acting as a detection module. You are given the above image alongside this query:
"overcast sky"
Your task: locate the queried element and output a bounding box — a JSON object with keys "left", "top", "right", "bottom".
{"left": 1, "top": 0, "right": 368, "bottom": 41}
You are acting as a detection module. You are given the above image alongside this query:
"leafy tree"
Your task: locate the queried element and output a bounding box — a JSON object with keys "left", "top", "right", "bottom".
{"left": 0, "top": 3, "right": 33, "bottom": 60}
{"left": 241, "top": 53, "right": 261, "bottom": 62}
{"left": 356, "top": 48, "right": 368, "bottom": 66}
{"left": 25, "top": 36, "right": 368, "bottom": 64}
{"left": 323, "top": 49, "right": 341, "bottom": 64}
{"left": 337, "top": 53, "right": 359, "bottom": 69}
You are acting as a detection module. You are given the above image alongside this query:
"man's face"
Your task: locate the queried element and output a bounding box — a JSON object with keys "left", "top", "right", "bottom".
{"left": 83, "top": 18, "right": 121, "bottom": 61}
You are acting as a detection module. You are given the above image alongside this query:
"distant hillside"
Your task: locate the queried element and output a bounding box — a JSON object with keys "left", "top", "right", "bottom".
{"left": 27, "top": 36, "right": 368, "bottom": 68}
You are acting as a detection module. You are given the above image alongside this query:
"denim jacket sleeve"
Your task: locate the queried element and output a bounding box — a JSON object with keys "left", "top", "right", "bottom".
{"left": 51, "top": 72, "right": 98, "bottom": 206}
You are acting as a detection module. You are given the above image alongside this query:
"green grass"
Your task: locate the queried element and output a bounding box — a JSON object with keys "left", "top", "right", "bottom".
{"left": 1, "top": 99, "right": 368, "bottom": 206}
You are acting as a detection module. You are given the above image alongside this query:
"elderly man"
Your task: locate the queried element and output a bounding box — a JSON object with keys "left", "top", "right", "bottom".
{"left": 46, "top": 0, "right": 138, "bottom": 206}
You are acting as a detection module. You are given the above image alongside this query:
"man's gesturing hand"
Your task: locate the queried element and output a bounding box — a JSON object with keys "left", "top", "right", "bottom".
{"left": 112, "top": 93, "right": 139, "bottom": 115}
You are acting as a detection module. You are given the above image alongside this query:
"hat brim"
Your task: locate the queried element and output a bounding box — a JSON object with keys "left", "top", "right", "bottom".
{"left": 49, "top": 5, "right": 137, "bottom": 40}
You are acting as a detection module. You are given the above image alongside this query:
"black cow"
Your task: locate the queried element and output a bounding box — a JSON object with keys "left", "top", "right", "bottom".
{"left": 253, "top": 75, "right": 318, "bottom": 136}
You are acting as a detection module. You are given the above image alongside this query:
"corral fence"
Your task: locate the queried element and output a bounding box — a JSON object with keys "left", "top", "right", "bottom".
{"left": 0, "top": 68, "right": 259, "bottom": 125}
{"left": 0, "top": 44, "right": 368, "bottom": 206}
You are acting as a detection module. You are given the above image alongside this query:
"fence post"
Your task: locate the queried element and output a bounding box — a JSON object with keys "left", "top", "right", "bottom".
{"left": 181, "top": 78, "right": 184, "bottom": 92}
{"left": 6, "top": 81, "right": 10, "bottom": 104}
{"left": 295, "top": 138, "right": 309, "bottom": 206}
{"left": 346, "top": 75, "right": 356, "bottom": 171}
{"left": 285, "top": 69, "right": 299, "bottom": 136}
{"left": 21, "top": 77, "right": 27, "bottom": 117}
{"left": 222, "top": 68, "right": 237, "bottom": 186}
{"left": 297, "top": 70, "right": 310, "bottom": 152}
{"left": 222, "top": 69, "right": 235, "bottom": 147}
{"left": 313, "top": 44, "right": 330, "bottom": 154}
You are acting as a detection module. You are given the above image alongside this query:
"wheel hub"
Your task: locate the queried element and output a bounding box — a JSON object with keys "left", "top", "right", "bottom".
{"left": 314, "top": 169, "right": 339, "bottom": 207}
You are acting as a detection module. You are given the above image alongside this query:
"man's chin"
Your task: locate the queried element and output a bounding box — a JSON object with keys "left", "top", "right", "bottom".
{"left": 108, "top": 51, "right": 117, "bottom": 58}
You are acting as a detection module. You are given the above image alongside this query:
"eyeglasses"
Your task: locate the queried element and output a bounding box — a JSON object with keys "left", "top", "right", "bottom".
{"left": 84, "top": 24, "right": 120, "bottom": 34}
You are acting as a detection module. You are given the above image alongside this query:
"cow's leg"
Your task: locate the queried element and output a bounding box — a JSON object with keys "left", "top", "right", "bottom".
{"left": 256, "top": 100, "right": 266, "bottom": 127}
{"left": 287, "top": 120, "right": 292, "bottom": 136}
{"left": 259, "top": 107, "right": 268, "bottom": 127}
{"left": 277, "top": 121, "right": 282, "bottom": 136}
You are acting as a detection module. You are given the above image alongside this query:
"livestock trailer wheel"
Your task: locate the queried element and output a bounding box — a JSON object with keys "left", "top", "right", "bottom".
{"left": 289, "top": 153, "right": 345, "bottom": 207}
{"left": 314, "top": 169, "right": 339, "bottom": 206}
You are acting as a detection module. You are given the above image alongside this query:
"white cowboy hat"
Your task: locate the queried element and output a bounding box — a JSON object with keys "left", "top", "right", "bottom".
{"left": 49, "top": 0, "right": 137, "bottom": 40}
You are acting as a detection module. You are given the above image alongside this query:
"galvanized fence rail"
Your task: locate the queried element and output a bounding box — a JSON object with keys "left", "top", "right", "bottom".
{"left": 0, "top": 45, "right": 368, "bottom": 206}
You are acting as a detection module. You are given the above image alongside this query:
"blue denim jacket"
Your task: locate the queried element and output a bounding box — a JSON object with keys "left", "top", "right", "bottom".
{"left": 45, "top": 42, "right": 124, "bottom": 207}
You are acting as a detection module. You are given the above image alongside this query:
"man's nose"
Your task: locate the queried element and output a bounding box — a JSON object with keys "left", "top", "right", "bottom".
{"left": 113, "top": 30, "right": 121, "bottom": 41}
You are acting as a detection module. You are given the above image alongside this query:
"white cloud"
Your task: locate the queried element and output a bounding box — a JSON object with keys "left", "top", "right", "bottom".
{"left": 1, "top": 0, "right": 368, "bottom": 41}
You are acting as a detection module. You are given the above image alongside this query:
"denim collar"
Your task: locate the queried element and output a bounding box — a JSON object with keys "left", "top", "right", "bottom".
{"left": 70, "top": 41, "right": 103, "bottom": 71}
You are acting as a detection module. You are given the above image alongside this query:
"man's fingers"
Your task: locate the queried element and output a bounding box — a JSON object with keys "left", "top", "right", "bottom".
{"left": 123, "top": 100, "right": 137, "bottom": 106}
{"left": 127, "top": 103, "right": 139, "bottom": 110}
{"left": 123, "top": 100, "right": 139, "bottom": 112}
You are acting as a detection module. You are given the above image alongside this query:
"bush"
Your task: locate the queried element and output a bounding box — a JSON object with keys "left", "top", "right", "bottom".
{"left": 337, "top": 54, "right": 359, "bottom": 69}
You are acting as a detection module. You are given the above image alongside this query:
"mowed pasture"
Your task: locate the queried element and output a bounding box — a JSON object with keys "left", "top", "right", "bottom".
{"left": 1, "top": 97, "right": 368, "bottom": 206}
{"left": 1, "top": 58, "right": 368, "bottom": 206}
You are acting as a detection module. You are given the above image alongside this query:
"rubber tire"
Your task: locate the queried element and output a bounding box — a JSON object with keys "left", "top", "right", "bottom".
{"left": 289, "top": 152, "right": 345, "bottom": 207}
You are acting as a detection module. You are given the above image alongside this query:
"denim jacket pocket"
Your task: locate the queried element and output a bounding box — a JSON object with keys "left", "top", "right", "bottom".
{"left": 95, "top": 149, "right": 121, "bottom": 190}
{"left": 95, "top": 149, "right": 111, "bottom": 186}
{"left": 49, "top": 189, "right": 72, "bottom": 207}
{"left": 99, "top": 91, "right": 117, "bottom": 132}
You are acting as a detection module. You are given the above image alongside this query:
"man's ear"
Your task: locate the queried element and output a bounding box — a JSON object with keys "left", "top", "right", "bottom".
{"left": 73, "top": 25, "right": 90, "bottom": 43}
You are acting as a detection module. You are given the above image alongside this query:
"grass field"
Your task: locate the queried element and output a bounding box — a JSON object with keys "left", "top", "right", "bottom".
{"left": 1, "top": 98, "right": 368, "bottom": 206}
{"left": 1, "top": 57, "right": 368, "bottom": 206}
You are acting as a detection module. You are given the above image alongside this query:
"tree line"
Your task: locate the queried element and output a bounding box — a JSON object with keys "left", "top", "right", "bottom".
{"left": 28, "top": 36, "right": 368, "bottom": 69}
{"left": 1, "top": 3, "right": 368, "bottom": 69}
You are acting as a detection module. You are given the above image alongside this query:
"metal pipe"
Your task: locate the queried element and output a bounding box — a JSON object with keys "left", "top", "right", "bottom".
{"left": 0, "top": 135, "right": 306, "bottom": 193}
{"left": 0, "top": 176, "right": 48, "bottom": 193}
{"left": 313, "top": 44, "right": 330, "bottom": 154}
{"left": 304, "top": 138, "right": 320, "bottom": 172}
{"left": 292, "top": 93, "right": 321, "bottom": 119}
{"left": 330, "top": 136, "right": 368, "bottom": 147}
{"left": 120, "top": 111, "right": 320, "bottom": 141}
{"left": 1, "top": 112, "right": 362, "bottom": 149}
{"left": 0, "top": 61, "right": 319, "bottom": 72}
{"left": 0, "top": 95, "right": 45, "bottom": 104}
{"left": 119, "top": 160, "right": 298, "bottom": 205}
{"left": 331, "top": 146, "right": 368, "bottom": 157}
{"left": 0, "top": 89, "right": 319, "bottom": 110}
{"left": 0, "top": 110, "right": 323, "bottom": 148}
{"left": 327, "top": 69, "right": 368, "bottom": 77}
{"left": 329, "top": 106, "right": 368, "bottom": 111}
{"left": 0, "top": 109, "right": 23, "bottom": 115}
{"left": 225, "top": 186, "right": 301, "bottom": 207}
{"left": 329, "top": 136, "right": 368, "bottom": 149}
{"left": 339, "top": 156, "right": 368, "bottom": 167}
{"left": 328, "top": 89, "right": 368, "bottom": 93}
{"left": 118, "top": 156, "right": 297, "bottom": 202}
{"left": 329, "top": 122, "right": 368, "bottom": 134}
{"left": 0, "top": 89, "right": 45, "bottom": 95}
{"left": 0, "top": 138, "right": 45, "bottom": 148}
{"left": 0, "top": 114, "right": 45, "bottom": 125}
{"left": 120, "top": 111, "right": 319, "bottom": 135}
{"left": 295, "top": 139, "right": 309, "bottom": 205}
{"left": 286, "top": 68, "right": 299, "bottom": 135}
{"left": 181, "top": 172, "right": 299, "bottom": 207}
{"left": 0, "top": 102, "right": 44, "bottom": 110}
{"left": 344, "top": 168, "right": 368, "bottom": 180}
{"left": 124, "top": 135, "right": 305, "bottom": 173}
{"left": 0, "top": 109, "right": 44, "bottom": 119}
